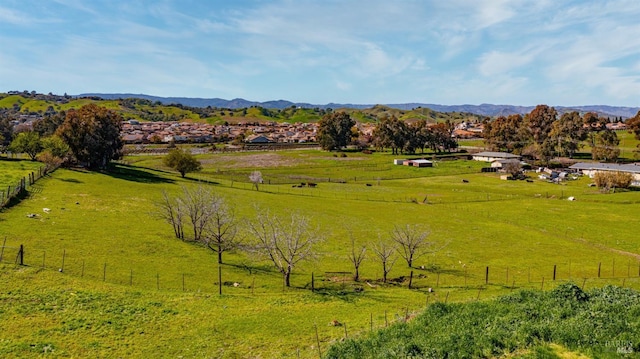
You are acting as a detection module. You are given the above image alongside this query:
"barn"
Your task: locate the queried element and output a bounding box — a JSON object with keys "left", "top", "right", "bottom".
{"left": 569, "top": 162, "right": 640, "bottom": 183}
{"left": 404, "top": 159, "right": 433, "bottom": 167}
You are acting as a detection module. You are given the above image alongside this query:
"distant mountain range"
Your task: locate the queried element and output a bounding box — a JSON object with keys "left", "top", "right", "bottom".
{"left": 79, "top": 93, "right": 640, "bottom": 119}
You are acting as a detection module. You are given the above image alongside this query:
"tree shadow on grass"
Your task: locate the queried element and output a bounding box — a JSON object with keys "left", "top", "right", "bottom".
{"left": 104, "top": 164, "right": 175, "bottom": 184}
{"left": 227, "top": 262, "right": 278, "bottom": 275}
{"left": 56, "top": 177, "right": 83, "bottom": 183}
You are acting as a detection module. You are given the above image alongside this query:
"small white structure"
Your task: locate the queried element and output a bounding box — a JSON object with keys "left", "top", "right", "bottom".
{"left": 472, "top": 151, "right": 521, "bottom": 162}
{"left": 490, "top": 159, "right": 521, "bottom": 169}
{"left": 404, "top": 159, "right": 433, "bottom": 167}
{"left": 393, "top": 159, "right": 407, "bottom": 165}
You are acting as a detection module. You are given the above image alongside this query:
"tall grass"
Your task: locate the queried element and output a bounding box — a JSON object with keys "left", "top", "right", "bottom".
{"left": 324, "top": 283, "right": 639, "bottom": 358}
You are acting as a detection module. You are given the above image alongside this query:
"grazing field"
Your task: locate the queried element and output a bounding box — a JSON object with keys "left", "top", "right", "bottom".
{"left": 0, "top": 159, "right": 44, "bottom": 190}
{"left": 1, "top": 150, "right": 639, "bottom": 358}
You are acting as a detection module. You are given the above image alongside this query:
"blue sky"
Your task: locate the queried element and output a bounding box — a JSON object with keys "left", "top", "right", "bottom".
{"left": 1, "top": 0, "right": 640, "bottom": 106}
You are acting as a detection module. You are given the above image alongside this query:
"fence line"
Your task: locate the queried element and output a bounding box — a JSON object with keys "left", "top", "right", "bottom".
{"left": 2, "top": 243, "right": 639, "bottom": 297}
{"left": 2, "top": 243, "right": 639, "bottom": 358}
{"left": 0, "top": 165, "right": 49, "bottom": 209}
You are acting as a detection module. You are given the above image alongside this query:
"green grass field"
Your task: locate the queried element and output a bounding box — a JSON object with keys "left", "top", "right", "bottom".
{"left": 1, "top": 150, "right": 639, "bottom": 357}
{"left": 0, "top": 159, "right": 44, "bottom": 189}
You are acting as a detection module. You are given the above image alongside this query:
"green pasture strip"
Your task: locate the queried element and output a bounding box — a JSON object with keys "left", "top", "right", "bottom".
{"left": 0, "top": 159, "right": 44, "bottom": 189}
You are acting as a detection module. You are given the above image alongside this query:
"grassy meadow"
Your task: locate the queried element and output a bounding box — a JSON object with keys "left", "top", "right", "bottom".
{"left": 0, "top": 159, "right": 43, "bottom": 189}
{"left": 1, "top": 149, "right": 640, "bottom": 357}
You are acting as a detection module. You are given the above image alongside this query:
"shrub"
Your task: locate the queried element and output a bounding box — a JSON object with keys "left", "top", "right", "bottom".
{"left": 593, "top": 171, "right": 633, "bottom": 191}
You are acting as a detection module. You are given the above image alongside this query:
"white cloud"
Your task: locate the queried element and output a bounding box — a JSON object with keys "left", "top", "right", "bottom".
{"left": 0, "top": 7, "right": 36, "bottom": 25}
{"left": 477, "top": 50, "right": 535, "bottom": 77}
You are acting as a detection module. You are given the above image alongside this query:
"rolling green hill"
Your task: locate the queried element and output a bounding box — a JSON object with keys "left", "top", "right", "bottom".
{"left": 0, "top": 92, "right": 480, "bottom": 124}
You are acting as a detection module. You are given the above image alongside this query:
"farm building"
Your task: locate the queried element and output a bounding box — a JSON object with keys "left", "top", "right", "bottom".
{"left": 569, "top": 162, "right": 640, "bottom": 182}
{"left": 404, "top": 159, "right": 433, "bottom": 167}
{"left": 472, "top": 151, "right": 521, "bottom": 162}
{"left": 490, "top": 159, "right": 521, "bottom": 169}
{"left": 393, "top": 159, "right": 407, "bottom": 165}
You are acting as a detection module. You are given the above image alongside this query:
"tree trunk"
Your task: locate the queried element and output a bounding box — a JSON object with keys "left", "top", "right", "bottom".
{"left": 354, "top": 267, "right": 359, "bottom": 282}
{"left": 284, "top": 270, "right": 291, "bottom": 287}
{"left": 217, "top": 245, "right": 223, "bottom": 264}
{"left": 382, "top": 262, "right": 388, "bottom": 283}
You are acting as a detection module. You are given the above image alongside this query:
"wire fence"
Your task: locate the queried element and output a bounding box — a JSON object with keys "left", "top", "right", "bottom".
{"left": 2, "top": 241, "right": 639, "bottom": 358}
{"left": 2, "top": 241, "right": 639, "bottom": 296}
{"left": 0, "top": 165, "right": 49, "bottom": 209}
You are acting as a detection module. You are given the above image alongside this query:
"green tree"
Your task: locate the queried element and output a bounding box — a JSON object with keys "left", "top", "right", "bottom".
{"left": 430, "top": 121, "right": 457, "bottom": 153}
{"left": 483, "top": 114, "right": 526, "bottom": 153}
{"left": 316, "top": 111, "right": 355, "bottom": 151}
{"left": 626, "top": 110, "right": 640, "bottom": 140}
{"left": 33, "top": 112, "right": 66, "bottom": 137}
{"left": 41, "top": 135, "right": 70, "bottom": 159}
{"left": 592, "top": 129, "right": 620, "bottom": 161}
{"left": 549, "top": 111, "right": 587, "bottom": 158}
{"left": 412, "top": 120, "right": 433, "bottom": 154}
{"left": 0, "top": 117, "right": 13, "bottom": 149}
{"left": 372, "top": 115, "right": 407, "bottom": 155}
{"left": 163, "top": 148, "right": 202, "bottom": 178}
{"left": 56, "top": 104, "right": 123, "bottom": 170}
{"left": 9, "top": 131, "right": 42, "bottom": 160}
{"left": 583, "top": 112, "right": 605, "bottom": 148}
{"left": 525, "top": 105, "right": 557, "bottom": 163}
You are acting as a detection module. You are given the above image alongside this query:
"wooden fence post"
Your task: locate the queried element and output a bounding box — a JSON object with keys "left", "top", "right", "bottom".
{"left": 61, "top": 249, "right": 66, "bottom": 272}
{"left": 0, "top": 236, "right": 6, "bottom": 262}
{"left": 485, "top": 266, "right": 489, "bottom": 284}
{"left": 17, "top": 244, "right": 24, "bottom": 265}
{"left": 553, "top": 265, "right": 556, "bottom": 281}
{"left": 598, "top": 262, "right": 601, "bottom": 278}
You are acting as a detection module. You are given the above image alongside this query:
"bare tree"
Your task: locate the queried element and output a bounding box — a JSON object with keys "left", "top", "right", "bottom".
{"left": 248, "top": 210, "right": 324, "bottom": 287}
{"left": 503, "top": 161, "right": 523, "bottom": 178}
{"left": 179, "top": 185, "right": 215, "bottom": 242}
{"left": 155, "top": 190, "right": 185, "bottom": 240}
{"left": 391, "top": 224, "right": 433, "bottom": 268}
{"left": 347, "top": 234, "right": 366, "bottom": 282}
{"left": 372, "top": 239, "right": 396, "bottom": 283}
{"left": 249, "top": 171, "right": 263, "bottom": 191}
{"left": 202, "top": 196, "right": 240, "bottom": 264}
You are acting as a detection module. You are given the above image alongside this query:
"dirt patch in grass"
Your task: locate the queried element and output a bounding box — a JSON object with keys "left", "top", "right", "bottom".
{"left": 199, "top": 153, "right": 309, "bottom": 168}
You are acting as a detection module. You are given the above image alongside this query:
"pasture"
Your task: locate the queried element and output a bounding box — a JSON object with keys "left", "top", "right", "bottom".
{"left": 1, "top": 149, "right": 639, "bottom": 358}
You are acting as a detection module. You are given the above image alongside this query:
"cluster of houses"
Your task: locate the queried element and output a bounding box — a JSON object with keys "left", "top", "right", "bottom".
{"left": 121, "top": 120, "right": 317, "bottom": 144}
